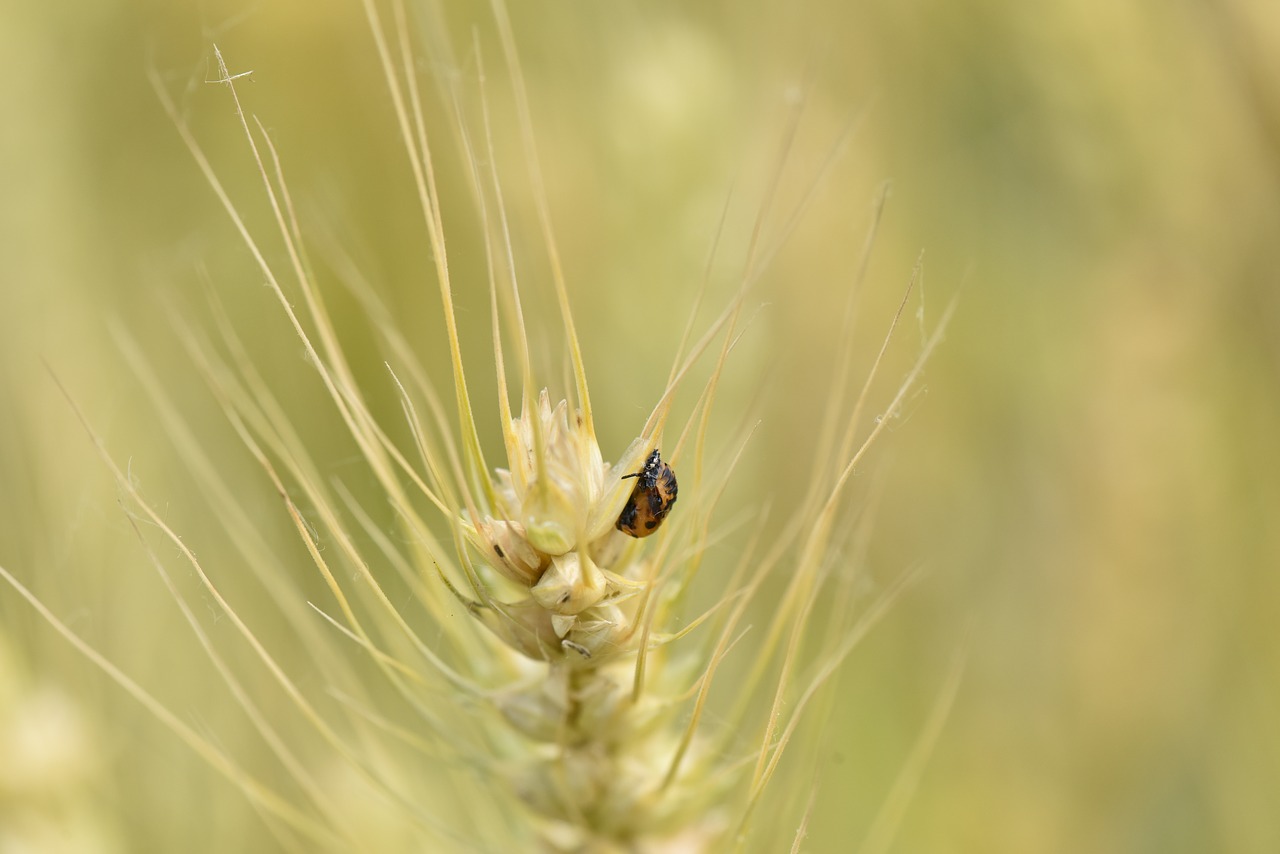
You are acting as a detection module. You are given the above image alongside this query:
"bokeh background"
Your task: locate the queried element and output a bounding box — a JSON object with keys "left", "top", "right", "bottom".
{"left": 3, "top": 0, "right": 1279, "bottom": 851}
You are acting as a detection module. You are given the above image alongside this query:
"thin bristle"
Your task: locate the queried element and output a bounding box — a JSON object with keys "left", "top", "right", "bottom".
{"left": 359, "top": 0, "right": 495, "bottom": 517}
{"left": 490, "top": 0, "right": 594, "bottom": 439}
{"left": 0, "top": 565, "right": 343, "bottom": 847}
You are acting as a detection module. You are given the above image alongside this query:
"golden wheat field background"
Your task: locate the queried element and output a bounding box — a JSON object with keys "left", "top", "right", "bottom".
{"left": 3, "top": 0, "right": 1279, "bottom": 851}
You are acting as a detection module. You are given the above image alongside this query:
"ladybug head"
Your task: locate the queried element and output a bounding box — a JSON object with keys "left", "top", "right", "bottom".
{"left": 622, "top": 449, "right": 662, "bottom": 483}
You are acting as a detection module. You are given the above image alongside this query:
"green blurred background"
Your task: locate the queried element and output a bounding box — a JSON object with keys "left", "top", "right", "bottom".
{"left": 3, "top": 0, "right": 1279, "bottom": 851}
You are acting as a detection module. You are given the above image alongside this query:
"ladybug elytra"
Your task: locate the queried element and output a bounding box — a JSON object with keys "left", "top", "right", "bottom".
{"left": 616, "top": 449, "right": 678, "bottom": 538}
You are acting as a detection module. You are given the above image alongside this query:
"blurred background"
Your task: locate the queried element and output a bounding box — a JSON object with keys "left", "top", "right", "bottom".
{"left": 3, "top": 0, "right": 1279, "bottom": 851}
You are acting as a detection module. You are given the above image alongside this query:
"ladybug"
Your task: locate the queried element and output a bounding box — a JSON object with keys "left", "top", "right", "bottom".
{"left": 616, "top": 449, "right": 678, "bottom": 538}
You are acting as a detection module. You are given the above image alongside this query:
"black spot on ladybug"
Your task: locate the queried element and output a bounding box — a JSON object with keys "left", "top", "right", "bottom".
{"left": 616, "top": 448, "right": 678, "bottom": 538}
{"left": 647, "top": 489, "right": 664, "bottom": 516}
{"left": 617, "top": 501, "right": 638, "bottom": 532}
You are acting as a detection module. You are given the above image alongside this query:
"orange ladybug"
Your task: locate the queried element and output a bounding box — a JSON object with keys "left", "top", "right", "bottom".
{"left": 616, "top": 449, "right": 678, "bottom": 538}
